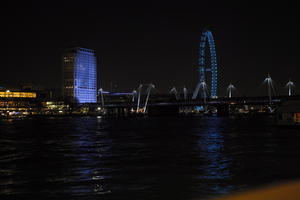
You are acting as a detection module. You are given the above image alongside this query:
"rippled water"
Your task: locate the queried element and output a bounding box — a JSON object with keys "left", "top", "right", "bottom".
{"left": 1, "top": 115, "right": 300, "bottom": 200}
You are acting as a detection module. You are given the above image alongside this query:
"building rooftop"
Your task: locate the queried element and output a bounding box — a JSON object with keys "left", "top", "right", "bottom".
{"left": 64, "top": 47, "right": 95, "bottom": 54}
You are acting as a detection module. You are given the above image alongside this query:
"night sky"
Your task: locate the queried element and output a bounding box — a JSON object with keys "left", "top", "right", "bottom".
{"left": 2, "top": 1, "right": 300, "bottom": 97}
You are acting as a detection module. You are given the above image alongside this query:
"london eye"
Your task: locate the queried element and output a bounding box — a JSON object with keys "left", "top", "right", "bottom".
{"left": 192, "top": 30, "right": 218, "bottom": 99}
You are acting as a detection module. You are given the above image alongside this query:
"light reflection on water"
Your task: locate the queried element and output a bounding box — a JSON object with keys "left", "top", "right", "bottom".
{"left": 1, "top": 116, "right": 300, "bottom": 200}
{"left": 196, "top": 118, "right": 234, "bottom": 197}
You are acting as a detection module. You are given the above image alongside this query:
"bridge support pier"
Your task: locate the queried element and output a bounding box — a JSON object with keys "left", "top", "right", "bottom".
{"left": 147, "top": 105, "right": 179, "bottom": 116}
{"left": 216, "top": 104, "right": 229, "bottom": 116}
{"left": 105, "top": 107, "right": 130, "bottom": 116}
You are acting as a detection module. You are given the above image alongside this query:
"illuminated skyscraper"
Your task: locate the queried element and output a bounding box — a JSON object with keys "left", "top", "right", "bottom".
{"left": 63, "top": 47, "right": 97, "bottom": 103}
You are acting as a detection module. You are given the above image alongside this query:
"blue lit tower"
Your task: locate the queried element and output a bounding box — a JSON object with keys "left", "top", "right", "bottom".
{"left": 63, "top": 47, "right": 97, "bottom": 103}
{"left": 192, "top": 30, "right": 218, "bottom": 99}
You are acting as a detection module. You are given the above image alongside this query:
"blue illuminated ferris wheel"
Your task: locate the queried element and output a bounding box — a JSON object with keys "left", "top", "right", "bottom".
{"left": 192, "top": 30, "right": 218, "bottom": 99}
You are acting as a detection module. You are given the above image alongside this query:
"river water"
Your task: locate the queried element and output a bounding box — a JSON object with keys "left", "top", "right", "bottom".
{"left": 1, "top": 115, "right": 300, "bottom": 200}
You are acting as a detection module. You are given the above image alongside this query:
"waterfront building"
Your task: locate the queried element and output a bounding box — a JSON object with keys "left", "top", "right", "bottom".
{"left": 63, "top": 47, "right": 97, "bottom": 103}
{"left": 0, "top": 89, "right": 37, "bottom": 116}
{"left": 0, "top": 90, "right": 36, "bottom": 98}
{"left": 41, "top": 101, "right": 69, "bottom": 115}
{"left": 277, "top": 100, "right": 300, "bottom": 126}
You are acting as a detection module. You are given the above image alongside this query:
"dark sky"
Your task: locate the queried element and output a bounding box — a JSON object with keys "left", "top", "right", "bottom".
{"left": 2, "top": 1, "right": 300, "bottom": 96}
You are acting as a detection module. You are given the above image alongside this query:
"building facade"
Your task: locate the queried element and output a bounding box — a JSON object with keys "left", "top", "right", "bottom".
{"left": 0, "top": 89, "right": 37, "bottom": 117}
{"left": 63, "top": 47, "right": 97, "bottom": 103}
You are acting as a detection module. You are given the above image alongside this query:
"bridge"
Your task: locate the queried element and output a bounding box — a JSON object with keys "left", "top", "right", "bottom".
{"left": 88, "top": 95, "right": 300, "bottom": 116}
{"left": 102, "top": 96, "right": 285, "bottom": 108}
{"left": 93, "top": 30, "right": 298, "bottom": 116}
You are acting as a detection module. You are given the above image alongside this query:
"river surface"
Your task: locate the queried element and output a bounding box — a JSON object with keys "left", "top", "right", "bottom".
{"left": 1, "top": 115, "right": 300, "bottom": 200}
